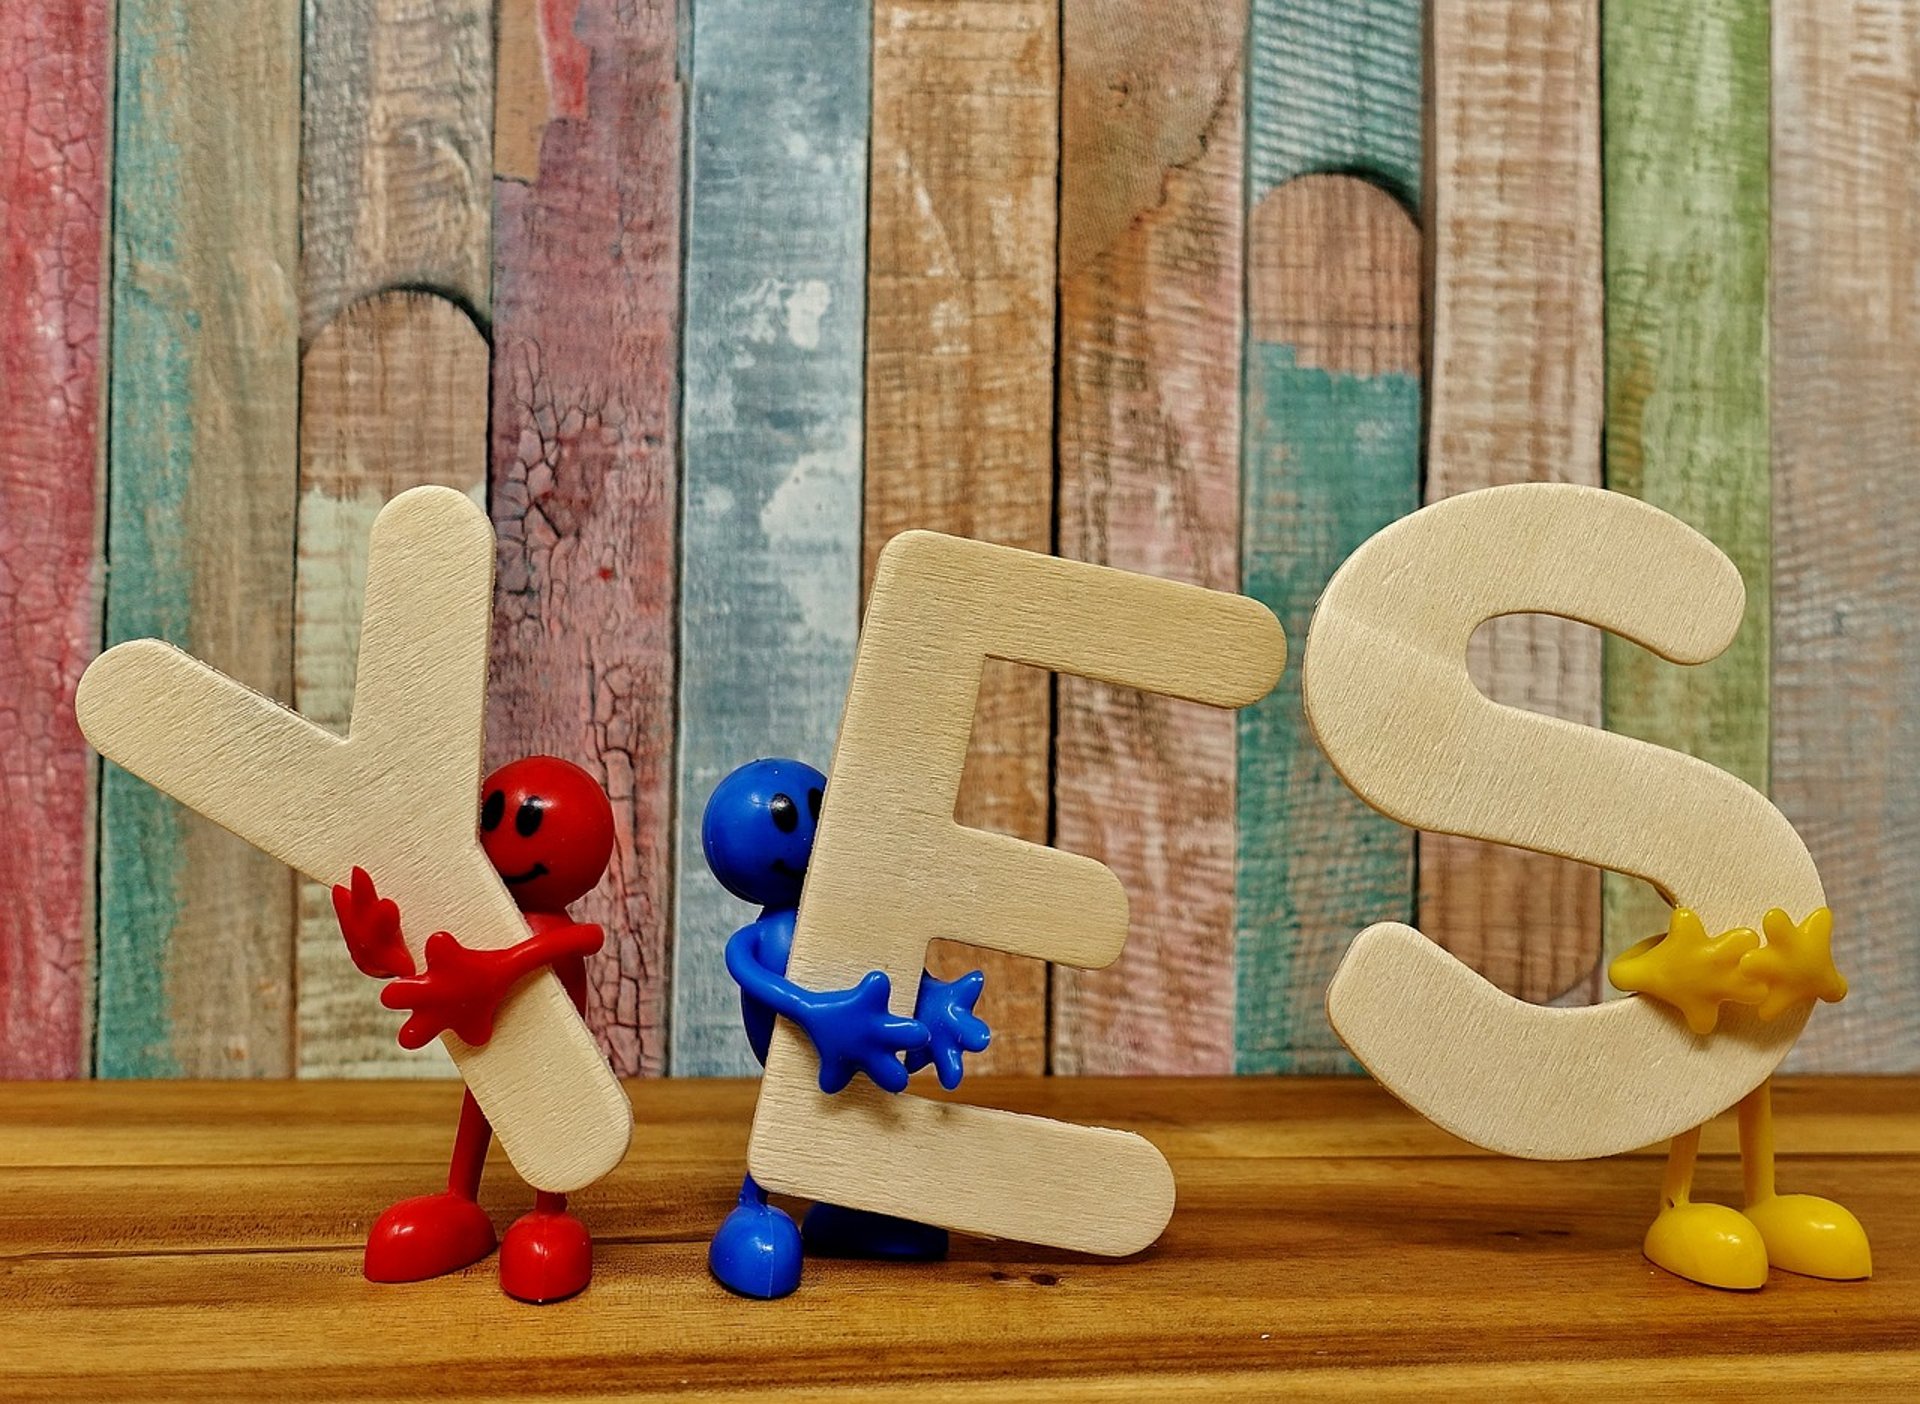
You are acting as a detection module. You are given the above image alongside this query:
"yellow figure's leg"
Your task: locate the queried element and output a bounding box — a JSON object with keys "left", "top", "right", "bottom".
{"left": 1641, "top": 1122, "right": 1768, "bottom": 1289}
{"left": 1738, "top": 1079, "right": 1871, "bottom": 1281}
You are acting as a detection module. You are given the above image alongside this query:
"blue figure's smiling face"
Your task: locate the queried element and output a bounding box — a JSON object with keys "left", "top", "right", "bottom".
{"left": 702, "top": 757, "right": 825, "bottom": 909}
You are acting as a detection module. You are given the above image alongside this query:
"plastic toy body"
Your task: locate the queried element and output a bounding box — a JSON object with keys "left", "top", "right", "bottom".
{"left": 1611, "top": 906, "right": 1864, "bottom": 1288}
{"left": 334, "top": 755, "right": 617, "bottom": 1303}
{"left": 702, "top": 758, "right": 990, "bottom": 1298}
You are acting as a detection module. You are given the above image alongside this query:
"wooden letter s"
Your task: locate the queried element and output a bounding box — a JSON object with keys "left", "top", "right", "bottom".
{"left": 1303, "top": 484, "right": 1822, "bottom": 1159}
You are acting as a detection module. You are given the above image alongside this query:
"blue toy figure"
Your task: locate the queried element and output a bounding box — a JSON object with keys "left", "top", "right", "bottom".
{"left": 702, "top": 757, "right": 992, "bottom": 1299}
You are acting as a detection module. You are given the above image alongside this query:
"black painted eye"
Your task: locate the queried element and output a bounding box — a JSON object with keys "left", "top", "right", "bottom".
{"left": 516, "top": 796, "right": 546, "bottom": 837}
{"left": 807, "top": 786, "right": 822, "bottom": 820}
{"left": 769, "top": 793, "right": 798, "bottom": 833}
{"left": 481, "top": 789, "right": 506, "bottom": 832}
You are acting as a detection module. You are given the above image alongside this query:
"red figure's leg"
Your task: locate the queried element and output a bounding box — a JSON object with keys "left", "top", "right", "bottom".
{"left": 363, "top": 1090, "right": 499, "bottom": 1284}
{"left": 498, "top": 956, "right": 594, "bottom": 1303}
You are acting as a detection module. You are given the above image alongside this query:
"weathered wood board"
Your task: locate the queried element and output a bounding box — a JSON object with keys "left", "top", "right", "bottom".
{"left": 293, "top": 294, "right": 489, "bottom": 1076}
{"left": 0, "top": 0, "right": 110, "bottom": 1077}
{"left": 862, "top": 0, "right": 1059, "bottom": 1072}
{"left": 1773, "top": 0, "right": 1920, "bottom": 1072}
{"left": 299, "top": 0, "right": 492, "bottom": 341}
{"left": 1235, "top": 0, "right": 1421, "bottom": 1073}
{"left": 100, "top": 0, "right": 300, "bottom": 1076}
{"left": 1051, "top": 0, "right": 1247, "bottom": 1074}
{"left": 1424, "top": 0, "right": 1606, "bottom": 1005}
{"left": 669, "top": 0, "right": 869, "bottom": 1076}
{"left": 1601, "top": 0, "right": 1772, "bottom": 967}
{"left": 489, "top": 0, "right": 682, "bottom": 1076}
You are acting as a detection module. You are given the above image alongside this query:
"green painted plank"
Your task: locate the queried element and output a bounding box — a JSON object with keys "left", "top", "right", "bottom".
{"left": 1235, "top": 177, "right": 1421, "bottom": 1074}
{"left": 1601, "top": 0, "right": 1771, "bottom": 965}
{"left": 1234, "top": 0, "right": 1421, "bottom": 1074}
{"left": 101, "top": 0, "right": 300, "bottom": 1075}
{"left": 668, "top": 0, "right": 868, "bottom": 1075}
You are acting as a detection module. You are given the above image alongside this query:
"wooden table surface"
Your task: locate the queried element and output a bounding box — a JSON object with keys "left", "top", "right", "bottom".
{"left": 1, "top": 1076, "right": 1915, "bottom": 1400}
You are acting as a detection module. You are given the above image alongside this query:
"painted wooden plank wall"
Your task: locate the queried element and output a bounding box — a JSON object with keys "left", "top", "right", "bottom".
{"left": 487, "top": 0, "right": 682, "bottom": 1076}
{"left": 1600, "top": 0, "right": 1772, "bottom": 965}
{"left": 299, "top": 0, "right": 493, "bottom": 341}
{"left": 0, "top": 1, "right": 109, "bottom": 1077}
{"left": 1422, "top": 1, "right": 1605, "bottom": 1005}
{"left": 99, "top": 0, "right": 300, "bottom": 1077}
{"left": 294, "top": 0, "right": 494, "bottom": 1077}
{"left": 669, "top": 0, "right": 869, "bottom": 1076}
{"left": 1050, "top": 2, "right": 1247, "bottom": 1073}
{"left": 1234, "top": 1, "right": 1421, "bottom": 1074}
{"left": 294, "top": 294, "right": 489, "bottom": 1077}
{"left": 1773, "top": 1, "right": 1920, "bottom": 1072}
{"left": 862, "top": 0, "right": 1057, "bottom": 1073}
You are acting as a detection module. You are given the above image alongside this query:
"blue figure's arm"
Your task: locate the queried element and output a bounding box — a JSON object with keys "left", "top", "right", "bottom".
{"left": 904, "top": 969, "right": 992, "bottom": 1090}
{"left": 725, "top": 923, "right": 929, "bottom": 1095}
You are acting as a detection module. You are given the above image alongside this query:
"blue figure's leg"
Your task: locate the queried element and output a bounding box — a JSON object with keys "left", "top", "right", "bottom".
{"left": 708, "top": 1174, "right": 803, "bottom": 1299}
{"left": 801, "top": 1202, "right": 949, "bottom": 1261}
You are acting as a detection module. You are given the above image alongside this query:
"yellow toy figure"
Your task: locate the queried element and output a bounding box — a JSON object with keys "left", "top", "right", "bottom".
{"left": 1612, "top": 906, "right": 1867, "bottom": 1288}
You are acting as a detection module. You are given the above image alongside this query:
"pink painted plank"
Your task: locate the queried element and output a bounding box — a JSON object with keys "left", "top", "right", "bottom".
{"left": 0, "top": 2, "right": 109, "bottom": 1076}
{"left": 488, "top": 0, "right": 681, "bottom": 1075}
{"left": 1051, "top": 0, "right": 1247, "bottom": 1073}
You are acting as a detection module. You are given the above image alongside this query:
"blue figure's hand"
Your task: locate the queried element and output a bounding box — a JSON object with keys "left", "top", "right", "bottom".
{"left": 798, "top": 971, "right": 929, "bottom": 1095}
{"left": 905, "top": 969, "right": 991, "bottom": 1090}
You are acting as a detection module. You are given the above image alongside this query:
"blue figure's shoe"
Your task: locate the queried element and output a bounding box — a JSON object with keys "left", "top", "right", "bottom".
{"left": 801, "top": 1202, "right": 949, "bottom": 1261}
{"left": 709, "top": 1178, "right": 803, "bottom": 1299}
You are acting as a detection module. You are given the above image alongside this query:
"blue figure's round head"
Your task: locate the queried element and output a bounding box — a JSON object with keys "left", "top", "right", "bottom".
{"left": 702, "top": 758, "right": 825, "bottom": 908}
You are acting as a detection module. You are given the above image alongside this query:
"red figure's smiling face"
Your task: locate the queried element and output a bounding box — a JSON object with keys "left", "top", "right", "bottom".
{"left": 479, "top": 756, "right": 615, "bottom": 914}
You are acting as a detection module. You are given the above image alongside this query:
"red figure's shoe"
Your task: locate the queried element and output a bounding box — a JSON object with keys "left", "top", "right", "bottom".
{"left": 499, "top": 1207, "right": 593, "bottom": 1304}
{"left": 364, "top": 1192, "right": 498, "bottom": 1283}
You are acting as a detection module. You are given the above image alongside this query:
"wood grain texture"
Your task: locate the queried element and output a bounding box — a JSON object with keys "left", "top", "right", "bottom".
{"left": 4, "top": 1078, "right": 1917, "bottom": 1400}
{"left": 299, "top": 0, "right": 492, "bottom": 341}
{"left": 750, "top": 532, "right": 1281, "bottom": 1252}
{"left": 294, "top": 294, "right": 489, "bottom": 1077}
{"left": 1307, "top": 484, "right": 1816, "bottom": 1158}
{"left": 78, "top": 489, "right": 633, "bottom": 1192}
{"left": 1423, "top": 0, "right": 1605, "bottom": 1006}
{"left": 1773, "top": 4, "right": 1920, "bottom": 1073}
{"left": 669, "top": 0, "right": 868, "bottom": 1076}
{"left": 1246, "top": 0, "right": 1420, "bottom": 208}
{"left": 1235, "top": 0, "right": 1420, "bottom": 1075}
{"left": 101, "top": 0, "right": 299, "bottom": 1077}
{"left": 863, "top": 0, "right": 1058, "bottom": 1073}
{"left": 1601, "top": 0, "right": 1772, "bottom": 967}
{"left": 489, "top": 0, "right": 682, "bottom": 1077}
{"left": 0, "top": 1, "right": 108, "bottom": 1077}
{"left": 1050, "top": 2, "right": 1246, "bottom": 1075}
{"left": 1236, "top": 177, "right": 1420, "bottom": 1075}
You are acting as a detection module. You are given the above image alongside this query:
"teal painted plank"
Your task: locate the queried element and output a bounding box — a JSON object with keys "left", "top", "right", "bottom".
{"left": 1601, "top": 0, "right": 1771, "bottom": 966}
{"left": 1234, "top": 0, "right": 1421, "bottom": 1074}
{"left": 101, "top": 0, "right": 299, "bottom": 1076}
{"left": 1235, "top": 177, "right": 1421, "bottom": 1074}
{"left": 668, "top": 0, "right": 868, "bottom": 1074}
{"left": 1247, "top": 0, "right": 1420, "bottom": 207}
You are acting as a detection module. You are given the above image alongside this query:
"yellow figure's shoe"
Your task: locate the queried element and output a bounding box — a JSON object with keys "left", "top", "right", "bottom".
{"left": 1643, "top": 1202, "right": 1769, "bottom": 1290}
{"left": 1744, "top": 1193, "right": 1872, "bottom": 1281}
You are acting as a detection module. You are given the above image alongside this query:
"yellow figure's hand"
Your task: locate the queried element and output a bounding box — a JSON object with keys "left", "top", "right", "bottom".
{"left": 1608, "top": 907, "right": 1769, "bottom": 1035}
{"left": 1741, "top": 906, "right": 1847, "bottom": 1021}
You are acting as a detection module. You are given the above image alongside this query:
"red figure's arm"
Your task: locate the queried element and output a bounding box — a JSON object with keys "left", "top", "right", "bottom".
{"left": 379, "top": 922, "right": 605, "bottom": 1049}
{"left": 330, "top": 867, "right": 417, "bottom": 979}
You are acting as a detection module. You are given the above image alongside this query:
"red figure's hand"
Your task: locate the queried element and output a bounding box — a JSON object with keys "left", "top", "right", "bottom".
{"left": 380, "top": 923, "right": 604, "bottom": 1050}
{"left": 331, "top": 867, "right": 417, "bottom": 980}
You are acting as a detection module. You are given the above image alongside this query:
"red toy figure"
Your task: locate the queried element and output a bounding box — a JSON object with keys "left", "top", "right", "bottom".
{"left": 331, "top": 756, "right": 616, "bottom": 1303}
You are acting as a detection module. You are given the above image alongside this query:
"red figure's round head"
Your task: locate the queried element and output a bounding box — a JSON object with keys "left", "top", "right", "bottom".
{"left": 479, "top": 756, "right": 615, "bottom": 913}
